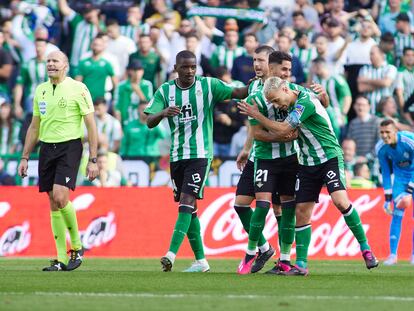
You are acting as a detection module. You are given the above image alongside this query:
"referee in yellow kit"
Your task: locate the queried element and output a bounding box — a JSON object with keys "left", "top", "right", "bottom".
{"left": 18, "top": 51, "right": 99, "bottom": 271}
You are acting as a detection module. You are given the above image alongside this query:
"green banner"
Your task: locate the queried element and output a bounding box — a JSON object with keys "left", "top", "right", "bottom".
{"left": 187, "top": 6, "right": 265, "bottom": 23}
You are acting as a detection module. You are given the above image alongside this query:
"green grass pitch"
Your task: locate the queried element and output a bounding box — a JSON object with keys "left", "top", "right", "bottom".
{"left": 1, "top": 258, "right": 413, "bottom": 311}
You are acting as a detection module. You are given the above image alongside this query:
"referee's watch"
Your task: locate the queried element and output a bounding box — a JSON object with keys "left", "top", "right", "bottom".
{"left": 89, "top": 157, "right": 97, "bottom": 164}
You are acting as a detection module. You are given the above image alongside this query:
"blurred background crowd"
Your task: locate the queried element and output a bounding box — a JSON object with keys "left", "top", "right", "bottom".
{"left": 0, "top": 0, "right": 413, "bottom": 188}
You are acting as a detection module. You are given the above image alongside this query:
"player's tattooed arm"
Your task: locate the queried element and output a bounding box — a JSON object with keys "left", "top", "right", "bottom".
{"left": 251, "top": 125, "right": 297, "bottom": 142}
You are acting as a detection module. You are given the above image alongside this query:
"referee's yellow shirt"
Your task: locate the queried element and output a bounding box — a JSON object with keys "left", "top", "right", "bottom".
{"left": 33, "top": 77, "right": 94, "bottom": 143}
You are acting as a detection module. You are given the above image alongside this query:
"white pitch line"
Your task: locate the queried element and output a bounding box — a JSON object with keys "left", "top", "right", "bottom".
{"left": 0, "top": 292, "right": 413, "bottom": 302}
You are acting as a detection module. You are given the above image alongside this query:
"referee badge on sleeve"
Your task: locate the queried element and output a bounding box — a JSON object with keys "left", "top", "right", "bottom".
{"left": 39, "top": 101, "right": 47, "bottom": 115}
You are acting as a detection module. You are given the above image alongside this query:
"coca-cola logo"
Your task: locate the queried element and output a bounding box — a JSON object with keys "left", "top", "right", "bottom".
{"left": 80, "top": 212, "right": 116, "bottom": 250}
{"left": 199, "top": 193, "right": 381, "bottom": 257}
{"left": 0, "top": 221, "right": 31, "bottom": 256}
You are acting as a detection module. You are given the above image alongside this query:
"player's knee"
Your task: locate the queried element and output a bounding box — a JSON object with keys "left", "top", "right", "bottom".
{"left": 331, "top": 191, "right": 349, "bottom": 212}
{"left": 52, "top": 192, "right": 68, "bottom": 209}
{"left": 295, "top": 204, "right": 312, "bottom": 225}
{"left": 179, "top": 193, "right": 196, "bottom": 206}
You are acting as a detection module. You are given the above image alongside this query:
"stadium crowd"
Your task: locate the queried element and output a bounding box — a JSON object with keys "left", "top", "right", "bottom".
{"left": 0, "top": 0, "right": 414, "bottom": 187}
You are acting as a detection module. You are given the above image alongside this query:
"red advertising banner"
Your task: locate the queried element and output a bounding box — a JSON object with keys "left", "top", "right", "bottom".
{"left": 0, "top": 187, "right": 412, "bottom": 259}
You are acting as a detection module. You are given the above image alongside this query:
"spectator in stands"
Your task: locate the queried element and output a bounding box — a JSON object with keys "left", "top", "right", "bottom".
{"left": 344, "top": 18, "right": 378, "bottom": 100}
{"left": 0, "top": 97, "right": 21, "bottom": 156}
{"left": 210, "top": 22, "right": 245, "bottom": 73}
{"left": 291, "top": 31, "right": 317, "bottom": 81}
{"left": 289, "top": 0, "right": 320, "bottom": 31}
{"left": 357, "top": 45, "right": 398, "bottom": 115}
{"left": 76, "top": 35, "right": 117, "bottom": 101}
{"left": 1, "top": 19, "right": 22, "bottom": 65}
{"left": 314, "top": 33, "right": 339, "bottom": 78}
{"left": 350, "top": 162, "right": 376, "bottom": 189}
{"left": 0, "top": 28, "right": 13, "bottom": 102}
{"left": 106, "top": 19, "right": 137, "bottom": 79}
{"left": 380, "top": 32, "right": 397, "bottom": 66}
{"left": 185, "top": 32, "right": 213, "bottom": 77}
{"left": 310, "top": 57, "right": 352, "bottom": 139}
{"left": 397, "top": 47, "right": 414, "bottom": 122}
{"left": 378, "top": 0, "right": 414, "bottom": 35}
{"left": 394, "top": 13, "right": 414, "bottom": 66}
{"left": 145, "top": 0, "right": 181, "bottom": 30}
{"left": 129, "top": 34, "right": 162, "bottom": 89}
{"left": 325, "top": 17, "right": 347, "bottom": 76}
{"left": 34, "top": 26, "right": 60, "bottom": 57}
{"left": 229, "top": 120, "right": 248, "bottom": 157}
{"left": 0, "top": 157, "right": 15, "bottom": 185}
{"left": 213, "top": 66, "right": 246, "bottom": 157}
{"left": 276, "top": 32, "right": 305, "bottom": 84}
{"left": 93, "top": 97, "right": 123, "bottom": 154}
{"left": 121, "top": 101, "right": 166, "bottom": 158}
{"left": 378, "top": 96, "right": 412, "bottom": 131}
{"left": 342, "top": 138, "right": 357, "bottom": 176}
{"left": 85, "top": 151, "right": 122, "bottom": 187}
{"left": 120, "top": 5, "right": 150, "bottom": 42}
{"left": 13, "top": 38, "right": 48, "bottom": 120}
{"left": 347, "top": 95, "right": 381, "bottom": 161}
{"left": 166, "top": 19, "right": 195, "bottom": 75}
{"left": 290, "top": 10, "right": 314, "bottom": 39}
{"left": 114, "top": 60, "right": 153, "bottom": 127}
{"left": 58, "top": 0, "right": 104, "bottom": 75}
{"left": 231, "top": 33, "right": 258, "bottom": 84}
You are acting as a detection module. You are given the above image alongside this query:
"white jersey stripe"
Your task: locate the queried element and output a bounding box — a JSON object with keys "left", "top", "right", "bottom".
{"left": 168, "top": 85, "right": 179, "bottom": 162}
{"left": 195, "top": 80, "right": 206, "bottom": 158}
{"left": 181, "top": 89, "right": 192, "bottom": 159}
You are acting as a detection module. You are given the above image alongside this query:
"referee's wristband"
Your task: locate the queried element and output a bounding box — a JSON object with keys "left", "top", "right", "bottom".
{"left": 20, "top": 157, "right": 29, "bottom": 161}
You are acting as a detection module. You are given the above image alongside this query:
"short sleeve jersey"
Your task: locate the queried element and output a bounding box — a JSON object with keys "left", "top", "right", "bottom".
{"left": 78, "top": 57, "right": 115, "bottom": 101}
{"left": 33, "top": 77, "right": 94, "bottom": 143}
{"left": 144, "top": 76, "right": 233, "bottom": 161}
{"left": 285, "top": 91, "right": 343, "bottom": 166}
{"left": 114, "top": 78, "right": 154, "bottom": 126}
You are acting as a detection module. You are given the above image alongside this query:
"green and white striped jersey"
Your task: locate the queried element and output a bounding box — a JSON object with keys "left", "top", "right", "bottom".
{"left": 312, "top": 75, "right": 351, "bottom": 126}
{"left": 291, "top": 46, "right": 317, "bottom": 78}
{"left": 16, "top": 58, "right": 47, "bottom": 101}
{"left": 247, "top": 89, "right": 297, "bottom": 160}
{"left": 396, "top": 66, "right": 414, "bottom": 101}
{"left": 210, "top": 45, "right": 246, "bottom": 71}
{"left": 67, "top": 10, "right": 102, "bottom": 68}
{"left": 144, "top": 76, "right": 234, "bottom": 162}
{"left": 394, "top": 32, "right": 414, "bottom": 59}
{"left": 248, "top": 78, "right": 263, "bottom": 94}
{"left": 286, "top": 91, "right": 342, "bottom": 166}
{"left": 120, "top": 23, "right": 150, "bottom": 41}
{"left": 358, "top": 62, "right": 397, "bottom": 114}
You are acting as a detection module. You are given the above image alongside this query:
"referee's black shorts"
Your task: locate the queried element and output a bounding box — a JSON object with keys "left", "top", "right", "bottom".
{"left": 38, "top": 138, "right": 82, "bottom": 192}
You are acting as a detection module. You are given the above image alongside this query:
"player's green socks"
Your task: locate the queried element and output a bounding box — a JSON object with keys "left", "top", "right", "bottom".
{"left": 295, "top": 224, "right": 311, "bottom": 269}
{"left": 247, "top": 200, "right": 270, "bottom": 252}
{"left": 280, "top": 200, "right": 296, "bottom": 259}
{"left": 60, "top": 201, "right": 82, "bottom": 250}
{"left": 342, "top": 205, "right": 370, "bottom": 251}
{"left": 187, "top": 214, "right": 205, "bottom": 260}
{"left": 169, "top": 205, "right": 193, "bottom": 254}
{"left": 275, "top": 214, "right": 282, "bottom": 248}
{"left": 50, "top": 210, "right": 68, "bottom": 264}
{"left": 234, "top": 205, "right": 267, "bottom": 247}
